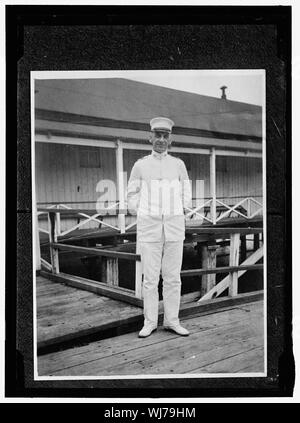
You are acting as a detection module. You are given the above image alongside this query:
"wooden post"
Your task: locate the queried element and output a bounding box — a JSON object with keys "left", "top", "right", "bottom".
{"left": 240, "top": 235, "right": 247, "bottom": 262}
{"left": 254, "top": 233, "right": 260, "bottom": 250}
{"left": 48, "top": 211, "right": 59, "bottom": 274}
{"left": 247, "top": 197, "right": 251, "bottom": 217}
{"left": 135, "top": 240, "right": 143, "bottom": 299}
{"left": 35, "top": 206, "right": 41, "bottom": 272}
{"left": 101, "top": 257, "right": 119, "bottom": 286}
{"left": 210, "top": 148, "right": 217, "bottom": 224}
{"left": 57, "top": 212, "right": 61, "bottom": 235}
{"left": 228, "top": 233, "right": 240, "bottom": 296}
{"left": 116, "top": 140, "right": 126, "bottom": 233}
{"left": 201, "top": 243, "right": 218, "bottom": 297}
{"left": 56, "top": 205, "right": 61, "bottom": 236}
{"left": 195, "top": 179, "right": 205, "bottom": 222}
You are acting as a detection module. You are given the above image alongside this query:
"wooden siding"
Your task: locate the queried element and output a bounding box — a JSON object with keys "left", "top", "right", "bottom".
{"left": 36, "top": 142, "right": 263, "bottom": 232}
{"left": 173, "top": 153, "right": 262, "bottom": 212}
{"left": 216, "top": 156, "right": 263, "bottom": 213}
{"left": 36, "top": 142, "right": 117, "bottom": 231}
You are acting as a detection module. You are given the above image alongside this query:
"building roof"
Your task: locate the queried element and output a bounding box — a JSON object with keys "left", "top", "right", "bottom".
{"left": 35, "top": 78, "right": 262, "bottom": 139}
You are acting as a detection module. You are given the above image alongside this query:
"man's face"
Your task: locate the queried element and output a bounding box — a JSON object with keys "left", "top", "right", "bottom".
{"left": 150, "top": 130, "right": 172, "bottom": 153}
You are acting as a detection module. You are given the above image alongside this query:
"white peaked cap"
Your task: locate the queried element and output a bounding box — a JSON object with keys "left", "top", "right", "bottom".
{"left": 150, "top": 117, "right": 175, "bottom": 132}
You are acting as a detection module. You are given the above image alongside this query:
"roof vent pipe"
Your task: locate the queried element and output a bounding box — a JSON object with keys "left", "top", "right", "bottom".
{"left": 220, "top": 85, "right": 228, "bottom": 100}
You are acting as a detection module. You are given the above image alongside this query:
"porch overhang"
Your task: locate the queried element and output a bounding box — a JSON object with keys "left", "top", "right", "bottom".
{"left": 35, "top": 117, "right": 262, "bottom": 157}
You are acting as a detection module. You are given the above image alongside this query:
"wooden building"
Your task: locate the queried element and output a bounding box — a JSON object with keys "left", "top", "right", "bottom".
{"left": 35, "top": 77, "right": 263, "bottom": 235}
{"left": 34, "top": 79, "right": 265, "bottom": 364}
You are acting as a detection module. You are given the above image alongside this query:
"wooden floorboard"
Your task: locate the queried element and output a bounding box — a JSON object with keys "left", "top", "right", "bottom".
{"left": 190, "top": 346, "right": 265, "bottom": 374}
{"left": 38, "top": 300, "right": 264, "bottom": 376}
{"left": 38, "top": 305, "right": 253, "bottom": 374}
{"left": 36, "top": 274, "right": 263, "bottom": 353}
{"left": 36, "top": 275, "right": 142, "bottom": 346}
{"left": 42, "top": 271, "right": 143, "bottom": 307}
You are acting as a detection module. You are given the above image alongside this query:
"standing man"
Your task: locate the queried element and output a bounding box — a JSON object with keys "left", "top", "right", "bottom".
{"left": 127, "top": 117, "right": 192, "bottom": 338}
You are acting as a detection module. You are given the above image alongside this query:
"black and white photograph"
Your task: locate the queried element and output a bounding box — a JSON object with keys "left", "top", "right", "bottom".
{"left": 32, "top": 70, "right": 266, "bottom": 379}
{"left": 4, "top": 5, "right": 294, "bottom": 400}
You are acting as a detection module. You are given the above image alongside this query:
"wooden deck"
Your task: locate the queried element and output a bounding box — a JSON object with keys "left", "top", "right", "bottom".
{"left": 38, "top": 299, "right": 264, "bottom": 376}
{"left": 36, "top": 275, "right": 143, "bottom": 351}
{"left": 36, "top": 274, "right": 263, "bottom": 353}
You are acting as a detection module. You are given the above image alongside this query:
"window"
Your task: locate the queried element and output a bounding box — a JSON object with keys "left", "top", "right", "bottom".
{"left": 80, "top": 148, "right": 101, "bottom": 168}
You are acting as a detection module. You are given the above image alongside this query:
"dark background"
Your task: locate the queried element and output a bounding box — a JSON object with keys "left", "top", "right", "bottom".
{"left": 6, "top": 5, "right": 292, "bottom": 397}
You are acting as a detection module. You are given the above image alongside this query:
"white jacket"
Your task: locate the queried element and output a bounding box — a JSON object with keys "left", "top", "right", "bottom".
{"left": 127, "top": 150, "right": 192, "bottom": 241}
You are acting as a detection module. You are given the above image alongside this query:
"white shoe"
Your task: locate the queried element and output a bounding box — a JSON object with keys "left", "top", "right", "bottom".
{"left": 164, "top": 324, "right": 190, "bottom": 336}
{"left": 138, "top": 325, "right": 157, "bottom": 338}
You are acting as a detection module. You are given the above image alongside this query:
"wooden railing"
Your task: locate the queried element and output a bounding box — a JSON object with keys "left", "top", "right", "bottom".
{"left": 37, "top": 202, "right": 121, "bottom": 236}
{"left": 185, "top": 196, "right": 263, "bottom": 224}
{"left": 41, "top": 208, "right": 142, "bottom": 306}
{"left": 37, "top": 196, "right": 263, "bottom": 238}
{"left": 38, "top": 209, "right": 264, "bottom": 308}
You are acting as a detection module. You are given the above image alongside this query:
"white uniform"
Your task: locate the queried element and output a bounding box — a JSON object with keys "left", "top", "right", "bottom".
{"left": 127, "top": 150, "right": 192, "bottom": 327}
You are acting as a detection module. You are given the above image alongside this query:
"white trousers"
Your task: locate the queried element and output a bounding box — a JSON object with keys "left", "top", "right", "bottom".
{"left": 140, "top": 236, "right": 184, "bottom": 327}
